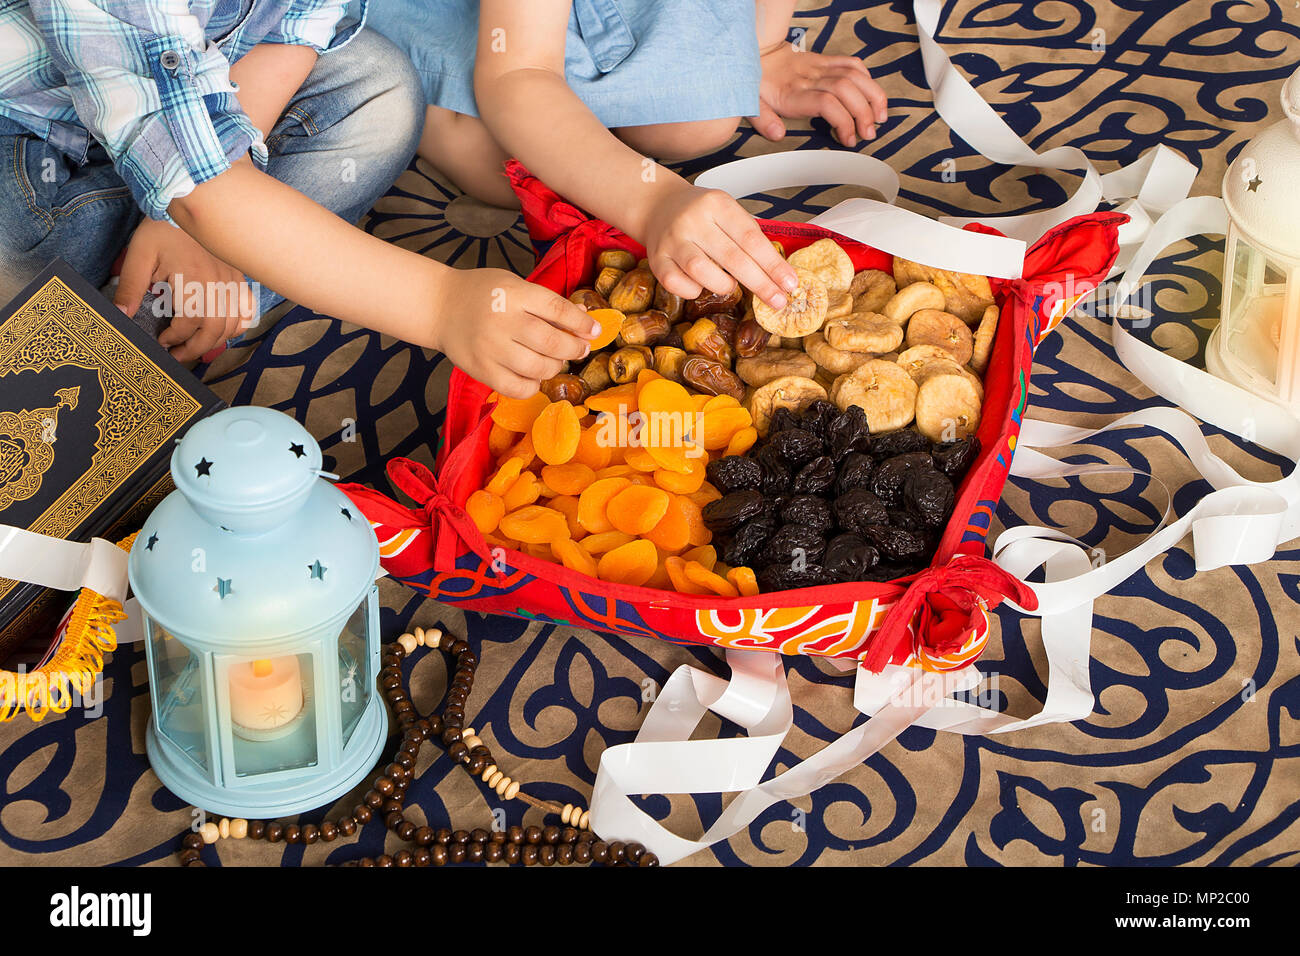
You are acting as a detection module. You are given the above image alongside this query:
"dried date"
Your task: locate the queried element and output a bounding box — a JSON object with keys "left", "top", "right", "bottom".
{"left": 681, "top": 356, "right": 745, "bottom": 400}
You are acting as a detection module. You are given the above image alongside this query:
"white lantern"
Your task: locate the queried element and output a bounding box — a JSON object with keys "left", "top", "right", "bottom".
{"left": 1207, "top": 67, "right": 1300, "bottom": 411}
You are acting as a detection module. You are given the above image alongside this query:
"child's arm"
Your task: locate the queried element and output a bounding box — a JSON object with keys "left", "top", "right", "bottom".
{"left": 473, "top": 1, "right": 798, "bottom": 311}
{"left": 168, "top": 160, "right": 596, "bottom": 398}
{"left": 748, "top": 0, "right": 888, "bottom": 147}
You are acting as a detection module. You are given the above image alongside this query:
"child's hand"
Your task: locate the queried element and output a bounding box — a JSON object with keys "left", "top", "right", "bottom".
{"left": 749, "top": 43, "right": 888, "bottom": 148}
{"left": 431, "top": 268, "right": 598, "bottom": 399}
{"left": 641, "top": 183, "right": 798, "bottom": 311}
{"left": 116, "top": 219, "right": 256, "bottom": 360}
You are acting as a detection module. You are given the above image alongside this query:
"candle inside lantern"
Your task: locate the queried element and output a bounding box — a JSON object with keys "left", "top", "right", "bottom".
{"left": 228, "top": 656, "right": 304, "bottom": 734}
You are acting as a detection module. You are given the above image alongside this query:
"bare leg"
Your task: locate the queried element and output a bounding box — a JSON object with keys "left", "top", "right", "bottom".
{"left": 417, "top": 106, "right": 519, "bottom": 208}
{"left": 613, "top": 117, "right": 742, "bottom": 163}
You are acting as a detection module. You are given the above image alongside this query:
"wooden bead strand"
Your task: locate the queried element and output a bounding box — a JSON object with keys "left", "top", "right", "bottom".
{"left": 175, "top": 626, "right": 656, "bottom": 868}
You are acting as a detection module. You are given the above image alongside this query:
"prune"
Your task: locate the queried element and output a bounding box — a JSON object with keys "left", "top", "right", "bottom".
{"left": 702, "top": 490, "right": 766, "bottom": 534}
{"left": 903, "top": 469, "right": 955, "bottom": 528}
{"left": 868, "top": 452, "right": 935, "bottom": 506}
{"left": 931, "top": 436, "right": 981, "bottom": 479}
{"left": 761, "top": 526, "right": 826, "bottom": 567}
{"left": 833, "top": 488, "right": 888, "bottom": 533}
{"left": 859, "top": 524, "right": 927, "bottom": 561}
{"left": 754, "top": 446, "right": 791, "bottom": 496}
{"left": 780, "top": 495, "right": 834, "bottom": 535}
{"left": 706, "top": 456, "right": 762, "bottom": 494}
{"left": 823, "top": 533, "right": 880, "bottom": 582}
{"left": 835, "top": 452, "right": 875, "bottom": 496}
{"left": 887, "top": 509, "right": 926, "bottom": 535}
{"left": 758, "top": 564, "right": 828, "bottom": 592}
{"left": 722, "top": 517, "right": 776, "bottom": 567}
{"left": 826, "top": 405, "right": 870, "bottom": 461}
{"left": 798, "top": 400, "right": 838, "bottom": 437}
{"left": 760, "top": 494, "right": 788, "bottom": 521}
{"left": 791, "top": 456, "right": 836, "bottom": 496}
{"left": 769, "top": 428, "right": 824, "bottom": 468}
{"left": 871, "top": 429, "right": 932, "bottom": 461}
{"left": 768, "top": 407, "right": 798, "bottom": 435}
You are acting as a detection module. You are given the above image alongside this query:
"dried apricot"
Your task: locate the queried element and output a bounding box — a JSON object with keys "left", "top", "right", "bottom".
{"left": 491, "top": 392, "right": 550, "bottom": 432}
{"left": 531, "top": 401, "right": 581, "bottom": 466}
{"left": 699, "top": 406, "right": 753, "bottom": 450}
{"left": 726, "top": 566, "right": 760, "bottom": 597}
{"left": 580, "top": 530, "right": 636, "bottom": 555}
{"left": 682, "top": 544, "right": 717, "bottom": 571}
{"left": 540, "top": 462, "right": 596, "bottom": 496}
{"left": 607, "top": 485, "right": 671, "bottom": 535}
{"left": 502, "top": 432, "right": 536, "bottom": 469}
{"left": 646, "top": 552, "right": 675, "bottom": 590}
{"left": 572, "top": 426, "right": 612, "bottom": 470}
{"left": 548, "top": 494, "right": 585, "bottom": 539}
{"left": 483, "top": 533, "right": 520, "bottom": 552}
{"left": 488, "top": 423, "right": 517, "bottom": 458}
{"left": 502, "top": 472, "right": 541, "bottom": 512}
{"left": 552, "top": 537, "right": 598, "bottom": 577}
{"left": 586, "top": 308, "right": 625, "bottom": 350}
{"left": 594, "top": 464, "right": 636, "bottom": 480}
{"left": 465, "top": 490, "right": 506, "bottom": 535}
{"left": 586, "top": 383, "right": 638, "bottom": 415}
{"left": 498, "top": 505, "right": 569, "bottom": 544}
{"left": 645, "top": 494, "right": 694, "bottom": 552}
{"left": 665, "top": 556, "right": 710, "bottom": 595}
{"left": 687, "top": 484, "right": 723, "bottom": 509}
{"left": 577, "top": 477, "right": 632, "bottom": 534}
{"left": 596, "top": 539, "right": 658, "bottom": 587}
{"left": 653, "top": 455, "right": 706, "bottom": 494}
{"left": 635, "top": 368, "right": 664, "bottom": 397}
{"left": 683, "top": 560, "right": 739, "bottom": 597}
{"left": 485, "top": 457, "right": 524, "bottom": 497}
{"left": 722, "top": 426, "right": 758, "bottom": 457}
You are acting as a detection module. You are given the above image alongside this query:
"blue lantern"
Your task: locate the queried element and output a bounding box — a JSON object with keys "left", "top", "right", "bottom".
{"left": 129, "top": 407, "right": 385, "bottom": 818}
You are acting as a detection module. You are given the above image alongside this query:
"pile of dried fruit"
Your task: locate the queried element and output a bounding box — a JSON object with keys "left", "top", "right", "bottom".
{"left": 466, "top": 235, "right": 998, "bottom": 594}
{"left": 702, "top": 401, "right": 980, "bottom": 591}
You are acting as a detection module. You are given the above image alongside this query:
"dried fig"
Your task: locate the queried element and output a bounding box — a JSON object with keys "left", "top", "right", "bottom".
{"left": 735, "top": 347, "right": 817, "bottom": 387}
{"left": 747, "top": 375, "right": 828, "bottom": 437}
{"left": 804, "top": 331, "right": 874, "bottom": 376}
{"left": 753, "top": 268, "right": 829, "bottom": 337}
{"left": 835, "top": 359, "right": 917, "bottom": 433}
{"left": 971, "top": 304, "right": 999, "bottom": 375}
{"left": 914, "top": 367, "right": 982, "bottom": 442}
{"left": 904, "top": 309, "right": 974, "bottom": 366}
{"left": 788, "top": 237, "right": 854, "bottom": 293}
{"left": 882, "top": 282, "right": 945, "bottom": 324}
{"left": 892, "top": 256, "right": 994, "bottom": 325}
{"left": 823, "top": 312, "right": 905, "bottom": 353}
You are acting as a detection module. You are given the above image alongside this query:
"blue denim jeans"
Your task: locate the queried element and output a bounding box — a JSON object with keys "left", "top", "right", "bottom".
{"left": 0, "top": 28, "right": 423, "bottom": 322}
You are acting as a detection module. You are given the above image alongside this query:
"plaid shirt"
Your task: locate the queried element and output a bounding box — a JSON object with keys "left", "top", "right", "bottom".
{"left": 0, "top": 0, "right": 366, "bottom": 220}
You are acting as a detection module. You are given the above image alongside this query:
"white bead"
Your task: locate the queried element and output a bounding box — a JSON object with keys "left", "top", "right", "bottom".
{"left": 463, "top": 735, "right": 482, "bottom": 750}
{"left": 462, "top": 726, "right": 475, "bottom": 739}
{"left": 561, "top": 804, "right": 574, "bottom": 825}
{"left": 578, "top": 810, "right": 590, "bottom": 830}
{"left": 218, "top": 818, "right": 230, "bottom": 839}
{"left": 200, "top": 822, "right": 219, "bottom": 844}
{"left": 482, "top": 764, "right": 497, "bottom": 782}
{"left": 427, "top": 628, "right": 443, "bottom": 648}
{"left": 414, "top": 626, "right": 426, "bottom": 645}
{"left": 495, "top": 775, "right": 511, "bottom": 796}
{"left": 487, "top": 770, "right": 504, "bottom": 788}
{"left": 397, "top": 633, "right": 417, "bottom": 654}
{"left": 230, "top": 819, "right": 248, "bottom": 839}
{"left": 503, "top": 780, "right": 520, "bottom": 800}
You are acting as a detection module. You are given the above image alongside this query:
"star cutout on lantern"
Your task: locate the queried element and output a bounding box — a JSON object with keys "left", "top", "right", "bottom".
{"left": 194, "top": 457, "right": 213, "bottom": 477}
{"left": 289, "top": 442, "right": 306, "bottom": 459}
{"left": 308, "top": 559, "right": 327, "bottom": 581}
{"left": 341, "top": 507, "right": 352, "bottom": 521}
{"left": 1248, "top": 176, "right": 1263, "bottom": 192}
{"left": 145, "top": 533, "right": 158, "bottom": 551}
{"left": 214, "top": 577, "right": 233, "bottom": 598}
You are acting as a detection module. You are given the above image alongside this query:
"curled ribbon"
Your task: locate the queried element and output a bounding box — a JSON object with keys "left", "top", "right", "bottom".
{"left": 862, "top": 554, "right": 1039, "bottom": 673}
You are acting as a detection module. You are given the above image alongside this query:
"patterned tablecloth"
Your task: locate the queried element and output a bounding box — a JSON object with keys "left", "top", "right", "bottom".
{"left": 2, "top": 0, "right": 1299, "bottom": 867}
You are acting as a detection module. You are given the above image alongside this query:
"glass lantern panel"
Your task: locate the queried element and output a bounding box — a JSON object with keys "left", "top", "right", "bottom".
{"left": 337, "top": 598, "right": 371, "bottom": 749}
{"left": 227, "top": 653, "right": 318, "bottom": 777}
{"left": 1226, "top": 238, "right": 1286, "bottom": 387}
{"left": 147, "top": 619, "right": 208, "bottom": 774}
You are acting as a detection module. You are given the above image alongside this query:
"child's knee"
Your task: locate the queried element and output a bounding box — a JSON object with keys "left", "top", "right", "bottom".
{"left": 366, "top": 50, "right": 425, "bottom": 159}
{"left": 618, "top": 117, "right": 742, "bottom": 162}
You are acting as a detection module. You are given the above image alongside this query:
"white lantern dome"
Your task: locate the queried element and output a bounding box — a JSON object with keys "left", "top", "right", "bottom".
{"left": 1221, "top": 68, "right": 1300, "bottom": 264}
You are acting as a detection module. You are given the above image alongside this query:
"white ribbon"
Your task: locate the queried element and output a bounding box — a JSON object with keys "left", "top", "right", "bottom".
{"left": 588, "top": 2, "right": 1298, "bottom": 860}
{"left": 0, "top": 525, "right": 128, "bottom": 603}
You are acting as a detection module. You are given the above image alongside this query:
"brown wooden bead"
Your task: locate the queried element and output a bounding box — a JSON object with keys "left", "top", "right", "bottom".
{"left": 393, "top": 850, "right": 413, "bottom": 867}
{"left": 182, "top": 833, "right": 204, "bottom": 850}
{"left": 608, "top": 841, "right": 626, "bottom": 863}
{"left": 467, "top": 754, "right": 487, "bottom": 776}
{"left": 414, "top": 848, "right": 431, "bottom": 867}
{"left": 505, "top": 843, "right": 521, "bottom": 864}
{"left": 458, "top": 651, "right": 478, "bottom": 668}
{"left": 431, "top": 845, "right": 448, "bottom": 866}
{"left": 178, "top": 848, "right": 201, "bottom": 865}
{"left": 574, "top": 842, "right": 592, "bottom": 864}
{"left": 542, "top": 825, "right": 561, "bottom": 844}
{"left": 639, "top": 853, "right": 659, "bottom": 867}
{"left": 538, "top": 844, "right": 555, "bottom": 866}
{"left": 394, "top": 752, "right": 415, "bottom": 770}
{"left": 441, "top": 727, "right": 462, "bottom": 746}
{"left": 393, "top": 701, "right": 414, "bottom": 715}
{"left": 508, "top": 825, "right": 524, "bottom": 844}
{"left": 525, "top": 825, "right": 542, "bottom": 844}
{"left": 414, "top": 826, "right": 435, "bottom": 846}
{"left": 375, "top": 854, "right": 394, "bottom": 867}
{"left": 320, "top": 822, "right": 338, "bottom": 842}
{"left": 338, "top": 817, "right": 357, "bottom": 836}
{"left": 521, "top": 844, "right": 538, "bottom": 866}
{"left": 397, "top": 821, "right": 417, "bottom": 841}
{"left": 435, "top": 828, "right": 452, "bottom": 845}
{"left": 358, "top": 858, "right": 374, "bottom": 867}
{"left": 284, "top": 825, "right": 301, "bottom": 844}
{"left": 384, "top": 812, "right": 404, "bottom": 831}
{"left": 385, "top": 763, "right": 407, "bottom": 781}
{"left": 466, "top": 842, "right": 484, "bottom": 863}
{"left": 556, "top": 844, "right": 574, "bottom": 865}
{"left": 449, "top": 844, "right": 466, "bottom": 864}
{"left": 591, "top": 841, "right": 608, "bottom": 863}
{"left": 561, "top": 827, "right": 579, "bottom": 844}
{"left": 266, "top": 822, "right": 284, "bottom": 843}
{"left": 185, "top": 859, "right": 206, "bottom": 867}
{"left": 353, "top": 805, "right": 372, "bottom": 824}
{"left": 448, "top": 742, "right": 469, "bottom": 763}
{"left": 490, "top": 830, "right": 507, "bottom": 844}
{"left": 374, "top": 777, "right": 395, "bottom": 797}
{"left": 249, "top": 821, "right": 265, "bottom": 840}
{"left": 364, "top": 789, "right": 385, "bottom": 808}
{"left": 426, "top": 715, "right": 443, "bottom": 736}
{"left": 485, "top": 842, "right": 503, "bottom": 863}
{"left": 470, "top": 828, "right": 490, "bottom": 844}
{"left": 382, "top": 799, "right": 403, "bottom": 815}
{"left": 301, "top": 824, "right": 318, "bottom": 845}
{"left": 452, "top": 829, "right": 471, "bottom": 844}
